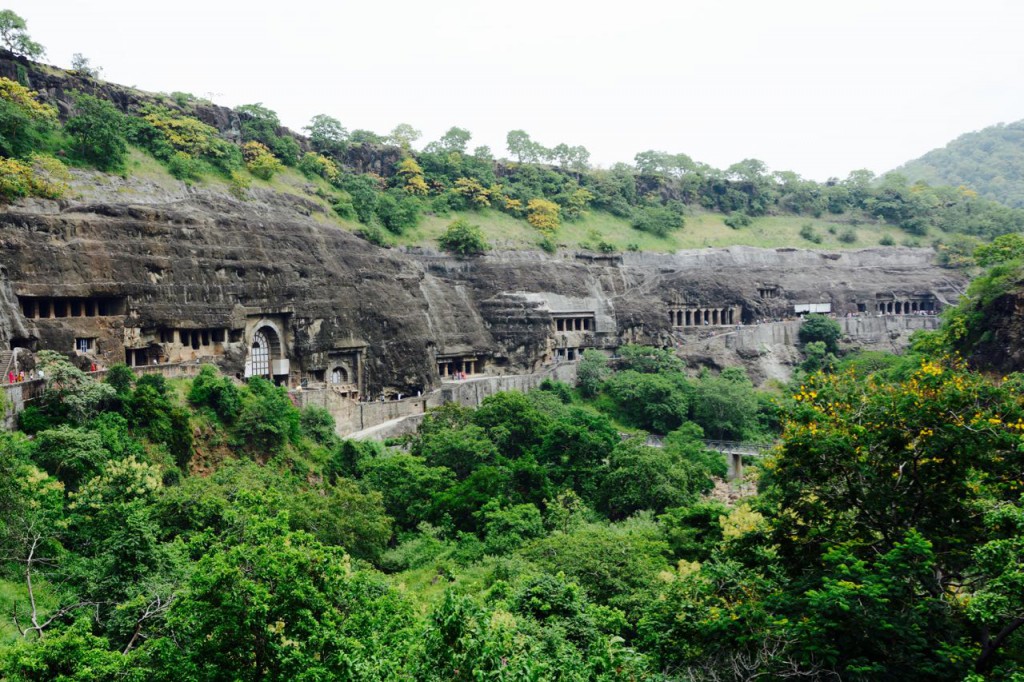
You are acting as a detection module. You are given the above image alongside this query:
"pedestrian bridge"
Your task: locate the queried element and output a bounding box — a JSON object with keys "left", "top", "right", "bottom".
{"left": 644, "top": 435, "right": 772, "bottom": 479}
{"left": 704, "top": 440, "right": 772, "bottom": 479}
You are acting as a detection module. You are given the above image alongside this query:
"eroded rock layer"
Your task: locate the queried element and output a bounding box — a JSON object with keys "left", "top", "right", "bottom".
{"left": 0, "top": 186, "right": 965, "bottom": 394}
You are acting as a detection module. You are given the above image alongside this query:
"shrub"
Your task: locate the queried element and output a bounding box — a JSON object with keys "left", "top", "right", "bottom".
{"left": 632, "top": 205, "right": 683, "bottom": 237}
{"left": 597, "top": 240, "right": 616, "bottom": 253}
{"left": 526, "top": 198, "right": 560, "bottom": 232}
{"left": 723, "top": 211, "right": 752, "bottom": 229}
{"left": 799, "top": 223, "right": 822, "bottom": 243}
{"left": 188, "top": 365, "right": 242, "bottom": 423}
{"left": 331, "top": 191, "right": 356, "bottom": 220}
{"left": 879, "top": 234, "right": 896, "bottom": 246}
{"left": 242, "top": 141, "right": 283, "bottom": 180}
{"left": 167, "top": 151, "right": 202, "bottom": 181}
{"left": 299, "top": 405, "right": 337, "bottom": 445}
{"left": 0, "top": 155, "right": 68, "bottom": 202}
{"left": 837, "top": 227, "right": 857, "bottom": 243}
{"left": 375, "top": 188, "right": 420, "bottom": 234}
{"left": 0, "top": 77, "right": 56, "bottom": 158}
{"left": 103, "top": 363, "right": 135, "bottom": 396}
{"left": 536, "top": 235, "right": 557, "bottom": 253}
{"left": 355, "top": 224, "right": 391, "bottom": 247}
{"left": 297, "top": 152, "right": 339, "bottom": 182}
{"left": 130, "top": 105, "right": 240, "bottom": 174}
{"left": 228, "top": 170, "right": 251, "bottom": 199}
{"left": 438, "top": 218, "right": 488, "bottom": 256}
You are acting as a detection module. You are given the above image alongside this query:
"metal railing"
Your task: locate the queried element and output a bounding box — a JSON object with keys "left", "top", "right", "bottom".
{"left": 703, "top": 439, "right": 773, "bottom": 457}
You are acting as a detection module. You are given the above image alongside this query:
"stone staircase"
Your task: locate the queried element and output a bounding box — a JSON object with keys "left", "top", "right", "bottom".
{"left": 0, "top": 350, "right": 13, "bottom": 377}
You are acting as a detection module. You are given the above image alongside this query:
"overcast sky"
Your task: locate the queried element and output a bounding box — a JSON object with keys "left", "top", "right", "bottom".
{"left": 12, "top": 1, "right": 1024, "bottom": 179}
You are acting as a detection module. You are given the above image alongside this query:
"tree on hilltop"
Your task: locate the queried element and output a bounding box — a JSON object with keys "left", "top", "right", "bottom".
{"left": 0, "top": 10, "right": 45, "bottom": 59}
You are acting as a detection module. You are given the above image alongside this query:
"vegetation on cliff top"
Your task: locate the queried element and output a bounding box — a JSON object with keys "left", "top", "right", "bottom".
{"left": 2, "top": 8, "right": 1023, "bottom": 256}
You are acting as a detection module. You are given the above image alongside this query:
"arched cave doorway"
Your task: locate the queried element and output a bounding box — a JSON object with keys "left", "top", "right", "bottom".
{"left": 245, "top": 325, "right": 283, "bottom": 379}
{"left": 331, "top": 366, "right": 348, "bottom": 384}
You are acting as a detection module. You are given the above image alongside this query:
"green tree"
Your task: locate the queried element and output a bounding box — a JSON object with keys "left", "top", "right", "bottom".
{"left": 437, "top": 218, "right": 488, "bottom": 256}
{"left": 691, "top": 371, "right": 760, "bottom": 440}
{"left": 604, "top": 370, "right": 689, "bottom": 433}
{"left": 35, "top": 351, "right": 116, "bottom": 424}
{"left": 506, "top": 129, "right": 543, "bottom": 163}
{"left": 0, "top": 10, "right": 45, "bottom": 59}
{"left": 187, "top": 364, "right": 241, "bottom": 423}
{"left": 974, "top": 232, "right": 1024, "bottom": 267}
{"left": 428, "top": 126, "right": 471, "bottom": 154}
{"left": 161, "top": 508, "right": 415, "bottom": 680}
{"left": 599, "top": 438, "right": 711, "bottom": 519}
{"left": 70, "top": 53, "right": 102, "bottom": 79}
{"left": 236, "top": 102, "right": 280, "bottom": 145}
{"left": 386, "top": 122, "right": 421, "bottom": 151}
{"left": 359, "top": 453, "right": 455, "bottom": 531}
{"left": 32, "top": 425, "right": 107, "bottom": 491}
{"left": 375, "top": 187, "right": 421, "bottom": 234}
{"left": 234, "top": 377, "right": 301, "bottom": 454}
{"left": 575, "top": 348, "right": 609, "bottom": 398}
{"left": 65, "top": 93, "right": 128, "bottom": 171}
{"left": 303, "top": 113, "right": 348, "bottom": 155}
{"left": 798, "top": 313, "right": 842, "bottom": 354}
{"left": 617, "top": 344, "right": 686, "bottom": 374}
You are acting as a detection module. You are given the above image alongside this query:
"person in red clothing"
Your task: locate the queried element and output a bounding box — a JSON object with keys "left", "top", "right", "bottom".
{"left": 7, "top": 371, "right": 14, "bottom": 384}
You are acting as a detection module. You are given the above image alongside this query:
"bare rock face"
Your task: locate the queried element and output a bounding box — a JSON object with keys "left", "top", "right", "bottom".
{"left": 960, "top": 281, "right": 1024, "bottom": 374}
{"left": 0, "top": 170, "right": 967, "bottom": 393}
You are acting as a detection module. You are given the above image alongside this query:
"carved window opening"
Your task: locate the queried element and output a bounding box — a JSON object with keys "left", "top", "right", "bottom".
{"left": 249, "top": 330, "right": 271, "bottom": 378}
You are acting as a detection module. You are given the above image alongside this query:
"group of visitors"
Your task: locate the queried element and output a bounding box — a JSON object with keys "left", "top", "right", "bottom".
{"left": 6, "top": 369, "right": 43, "bottom": 384}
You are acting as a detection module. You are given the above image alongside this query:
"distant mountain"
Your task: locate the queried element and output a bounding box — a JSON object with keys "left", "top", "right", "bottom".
{"left": 896, "top": 120, "right": 1024, "bottom": 208}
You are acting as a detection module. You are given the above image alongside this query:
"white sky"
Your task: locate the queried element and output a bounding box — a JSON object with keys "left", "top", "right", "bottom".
{"left": 12, "top": 0, "right": 1024, "bottom": 180}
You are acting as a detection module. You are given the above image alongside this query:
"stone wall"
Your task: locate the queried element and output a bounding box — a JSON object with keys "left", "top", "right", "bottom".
{"left": 1, "top": 362, "right": 205, "bottom": 429}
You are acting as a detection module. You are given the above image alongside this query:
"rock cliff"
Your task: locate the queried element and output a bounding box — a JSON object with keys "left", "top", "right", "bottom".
{"left": 0, "top": 167, "right": 966, "bottom": 393}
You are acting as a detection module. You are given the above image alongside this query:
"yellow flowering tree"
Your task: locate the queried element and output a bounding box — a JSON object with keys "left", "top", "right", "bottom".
{"left": 526, "top": 198, "right": 560, "bottom": 232}
{"left": 396, "top": 157, "right": 428, "bottom": 195}
{"left": 242, "top": 141, "right": 284, "bottom": 180}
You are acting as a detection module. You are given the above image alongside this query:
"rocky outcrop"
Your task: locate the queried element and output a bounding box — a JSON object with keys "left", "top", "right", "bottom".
{"left": 0, "top": 167, "right": 967, "bottom": 393}
{"left": 960, "top": 279, "right": 1024, "bottom": 373}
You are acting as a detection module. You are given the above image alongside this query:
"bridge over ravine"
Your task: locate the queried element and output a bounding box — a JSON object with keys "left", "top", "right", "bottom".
{"left": 644, "top": 435, "right": 773, "bottom": 479}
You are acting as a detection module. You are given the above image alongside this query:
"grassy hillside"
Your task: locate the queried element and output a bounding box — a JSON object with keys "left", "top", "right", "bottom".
{"left": 97, "top": 152, "right": 912, "bottom": 253}
{"left": 361, "top": 207, "right": 913, "bottom": 253}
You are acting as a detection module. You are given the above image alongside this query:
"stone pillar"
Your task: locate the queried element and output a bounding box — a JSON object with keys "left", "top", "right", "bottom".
{"left": 728, "top": 452, "right": 743, "bottom": 480}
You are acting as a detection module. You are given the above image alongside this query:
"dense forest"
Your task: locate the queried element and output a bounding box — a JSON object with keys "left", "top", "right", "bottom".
{"left": 897, "top": 120, "right": 1024, "bottom": 209}
{"left": 2, "top": 286, "right": 1024, "bottom": 678}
